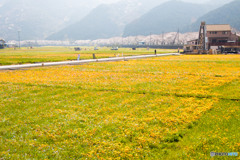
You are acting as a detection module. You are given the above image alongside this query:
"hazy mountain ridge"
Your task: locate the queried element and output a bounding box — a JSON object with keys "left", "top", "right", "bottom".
{"left": 182, "top": 0, "right": 240, "bottom": 33}
{"left": 0, "top": 0, "right": 119, "bottom": 41}
{"left": 122, "top": 1, "right": 213, "bottom": 37}
{"left": 46, "top": 0, "right": 167, "bottom": 41}
{"left": 0, "top": 0, "right": 236, "bottom": 41}
{"left": 47, "top": 0, "right": 222, "bottom": 41}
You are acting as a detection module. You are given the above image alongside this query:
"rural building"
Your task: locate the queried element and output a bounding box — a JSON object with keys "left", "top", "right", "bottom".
{"left": 206, "top": 24, "right": 240, "bottom": 53}
{"left": 184, "top": 22, "right": 240, "bottom": 54}
{"left": 183, "top": 39, "right": 200, "bottom": 53}
{"left": 187, "top": 39, "right": 198, "bottom": 45}
{"left": 183, "top": 44, "right": 200, "bottom": 53}
{"left": 139, "top": 41, "right": 145, "bottom": 45}
{"left": 0, "top": 38, "right": 5, "bottom": 49}
{"left": 5, "top": 43, "right": 16, "bottom": 48}
{"left": 74, "top": 47, "right": 81, "bottom": 51}
{"left": 206, "top": 24, "right": 239, "bottom": 45}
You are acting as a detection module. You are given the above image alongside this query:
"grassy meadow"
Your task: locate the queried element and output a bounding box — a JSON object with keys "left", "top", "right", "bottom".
{"left": 0, "top": 47, "right": 239, "bottom": 159}
{"left": 0, "top": 47, "right": 178, "bottom": 66}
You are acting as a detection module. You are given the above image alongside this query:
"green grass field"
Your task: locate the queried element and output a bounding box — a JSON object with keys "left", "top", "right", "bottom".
{"left": 0, "top": 47, "right": 179, "bottom": 66}
{"left": 0, "top": 48, "right": 239, "bottom": 159}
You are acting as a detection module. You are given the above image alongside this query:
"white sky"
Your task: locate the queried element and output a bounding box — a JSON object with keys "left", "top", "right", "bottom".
{"left": 182, "top": 0, "right": 210, "bottom": 3}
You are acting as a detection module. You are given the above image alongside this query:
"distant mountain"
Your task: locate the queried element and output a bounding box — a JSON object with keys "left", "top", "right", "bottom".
{"left": 0, "top": 0, "right": 119, "bottom": 41}
{"left": 46, "top": 4, "right": 123, "bottom": 41}
{"left": 46, "top": 0, "right": 169, "bottom": 41}
{"left": 122, "top": 1, "right": 213, "bottom": 37}
{"left": 1, "top": 0, "right": 232, "bottom": 41}
{"left": 182, "top": 0, "right": 240, "bottom": 33}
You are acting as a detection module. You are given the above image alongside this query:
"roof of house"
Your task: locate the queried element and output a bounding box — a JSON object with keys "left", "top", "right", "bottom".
{"left": 187, "top": 39, "right": 198, "bottom": 42}
{"left": 206, "top": 24, "right": 231, "bottom": 31}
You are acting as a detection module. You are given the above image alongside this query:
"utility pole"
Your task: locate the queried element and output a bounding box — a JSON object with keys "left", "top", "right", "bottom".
{"left": 150, "top": 32, "right": 151, "bottom": 45}
{"left": 18, "top": 30, "right": 20, "bottom": 49}
{"left": 178, "top": 28, "right": 179, "bottom": 45}
{"left": 135, "top": 34, "right": 139, "bottom": 45}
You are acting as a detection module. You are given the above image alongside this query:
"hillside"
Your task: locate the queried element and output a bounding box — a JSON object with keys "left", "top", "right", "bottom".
{"left": 182, "top": 0, "right": 240, "bottom": 32}
{"left": 46, "top": 4, "right": 122, "bottom": 41}
{"left": 0, "top": 0, "right": 119, "bottom": 41}
{"left": 122, "top": 1, "right": 212, "bottom": 37}
{"left": 46, "top": 0, "right": 168, "bottom": 41}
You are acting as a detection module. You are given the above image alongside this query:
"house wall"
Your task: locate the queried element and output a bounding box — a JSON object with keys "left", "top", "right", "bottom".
{"left": 207, "top": 31, "right": 231, "bottom": 38}
{"left": 207, "top": 31, "right": 240, "bottom": 42}
{"left": 230, "top": 34, "right": 240, "bottom": 42}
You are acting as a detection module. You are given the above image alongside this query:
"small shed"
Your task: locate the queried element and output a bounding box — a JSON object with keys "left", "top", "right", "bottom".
{"left": 111, "top": 47, "right": 118, "bottom": 50}
{"left": 183, "top": 45, "right": 201, "bottom": 53}
{"left": 139, "top": 41, "right": 145, "bottom": 45}
{"left": 5, "top": 43, "right": 16, "bottom": 48}
{"left": 74, "top": 47, "right": 81, "bottom": 51}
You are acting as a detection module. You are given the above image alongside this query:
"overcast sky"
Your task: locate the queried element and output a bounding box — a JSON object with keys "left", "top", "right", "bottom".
{"left": 182, "top": 0, "right": 209, "bottom": 3}
{"left": 111, "top": 0, "right": 212, "bottom": 4}
{"left": 0, "top": 0, "right": 232, "bottom": 7}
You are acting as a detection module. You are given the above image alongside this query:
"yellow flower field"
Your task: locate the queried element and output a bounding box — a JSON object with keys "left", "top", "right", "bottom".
{"left": 0, "top": 55, "right": 239, "bottom": 159}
